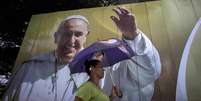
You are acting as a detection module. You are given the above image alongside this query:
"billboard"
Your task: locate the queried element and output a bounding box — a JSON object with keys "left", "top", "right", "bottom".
{"left": 7, "top": 0, "right": 201, "bottom": 101}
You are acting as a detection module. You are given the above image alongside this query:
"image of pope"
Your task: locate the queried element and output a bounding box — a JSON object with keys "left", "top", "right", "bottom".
{"left": 3, "top": 7, "right": 161, "bottom": 101}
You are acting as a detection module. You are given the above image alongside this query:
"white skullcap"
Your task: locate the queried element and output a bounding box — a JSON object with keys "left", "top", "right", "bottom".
{"left": 63, "top": 15, "right": 89, "bottom": 24}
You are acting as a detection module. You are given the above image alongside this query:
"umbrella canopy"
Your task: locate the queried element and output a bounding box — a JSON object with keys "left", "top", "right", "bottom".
{"left": 69, "top": 38, "right": 135, "bottom": 74}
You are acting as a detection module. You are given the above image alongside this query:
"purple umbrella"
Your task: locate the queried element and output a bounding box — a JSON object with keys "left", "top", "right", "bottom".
{"left": 69, "top": 38, "right": 136, "bottom": 74}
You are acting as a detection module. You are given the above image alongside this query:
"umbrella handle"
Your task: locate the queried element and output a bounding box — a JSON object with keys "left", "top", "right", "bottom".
{"left": 109, "top": 70, "right": 115, "bottom": 86}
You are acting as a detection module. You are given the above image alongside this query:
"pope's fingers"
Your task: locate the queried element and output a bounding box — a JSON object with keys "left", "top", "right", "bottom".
{"left": 110, "top": 16, "right": 120, "bottom": 27}
{"left": 117, "top": 6, "right": 130, "bottom": 14}
{"left": 112, "top": 8, "right": 122, "bottom": 16}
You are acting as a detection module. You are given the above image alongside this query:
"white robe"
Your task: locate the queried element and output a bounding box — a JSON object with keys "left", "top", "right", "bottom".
{"left": 101, "top": 31, "right": 161, "bottom": 101}
{"left": 4, "top": 30, "right": 161, "bottom": 101}
{"left": 3, "top": 52, "right": 88, "bottom": 101}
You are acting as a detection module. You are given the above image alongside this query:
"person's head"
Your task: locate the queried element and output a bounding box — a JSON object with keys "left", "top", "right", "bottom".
{"left": 84, "top": 59, "right": 104, "bottom": 79}
{"left": 54, "top": 15, "right": 89, "bottom": 63}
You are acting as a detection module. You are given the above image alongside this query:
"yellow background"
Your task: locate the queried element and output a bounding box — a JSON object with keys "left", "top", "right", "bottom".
{"left": 15, "top": 0, "right": 201, "bottom": 101}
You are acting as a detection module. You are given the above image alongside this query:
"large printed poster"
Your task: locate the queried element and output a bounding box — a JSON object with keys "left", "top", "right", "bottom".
{"left": 8, "top": 0, "right": 201, "bottom": 101}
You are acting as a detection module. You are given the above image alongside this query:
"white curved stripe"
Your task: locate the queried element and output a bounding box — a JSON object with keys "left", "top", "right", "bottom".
{"left": 176, "top": 18, "right": 201, "bottom": 101}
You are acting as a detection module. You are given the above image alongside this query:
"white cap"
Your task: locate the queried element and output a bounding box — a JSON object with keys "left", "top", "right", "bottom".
{"left": 55, "top": 15, "right": 89, "bottom": 35}
{"left": 63, "top": 15, "right": 89, "bottom": 24}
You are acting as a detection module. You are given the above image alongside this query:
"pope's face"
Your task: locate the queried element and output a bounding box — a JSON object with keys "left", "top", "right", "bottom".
{"left": 55, "top": 19, "right": 88, "bottom": 63}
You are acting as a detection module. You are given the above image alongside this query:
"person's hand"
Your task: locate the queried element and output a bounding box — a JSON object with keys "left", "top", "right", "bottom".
{"left": 111, "top": 7, "right": 138, "bottom": 40}
{"left": 92, "top": 51, "right": 104, "bottom": 61}
{"left": 111, "top": 85, "right": 123, "bottom": 98}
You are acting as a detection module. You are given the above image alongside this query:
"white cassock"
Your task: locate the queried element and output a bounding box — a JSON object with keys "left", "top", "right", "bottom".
{"left": 101, "top": 30, "right": 161, "bottom": 101}
{"left": 3, "top": 52, "right": 88, "bottom": 101}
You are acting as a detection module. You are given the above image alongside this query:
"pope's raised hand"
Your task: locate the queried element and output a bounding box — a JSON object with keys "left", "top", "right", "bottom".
{"left": 111, "top": 7, "right": 138, "bottom": 40}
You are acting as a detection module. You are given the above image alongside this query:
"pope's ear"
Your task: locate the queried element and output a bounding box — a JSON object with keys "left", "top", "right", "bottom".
{"left": 54, "top": 32, "right": 58, "bottom": 43}
{"left": 87, "top": 31, "right": 90, "bottom": 36}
